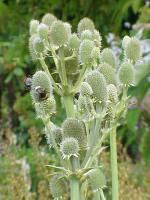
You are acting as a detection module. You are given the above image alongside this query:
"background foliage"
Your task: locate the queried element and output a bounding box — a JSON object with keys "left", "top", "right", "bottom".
{"left": 0, "top": 0, "right": 150, "bottom": 199}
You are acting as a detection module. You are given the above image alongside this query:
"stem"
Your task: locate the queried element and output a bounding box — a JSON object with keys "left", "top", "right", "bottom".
{"left": 110, "top": 127, "right": 119, "bottom": 200}
{"left": 99, "top": 189, "right": 106, "bottom": 200}
{"left": 70, "top": 178, "right": 80, "bottom": 200}
{"left": 63, "top": 95, "right": 75, "bottom": 117}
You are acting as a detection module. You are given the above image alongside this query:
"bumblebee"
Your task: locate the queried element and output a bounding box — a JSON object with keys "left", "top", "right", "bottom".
{"left": 24, "top": 77, "right": 32, "bottom": 91}
{"left": 35, "top": 86, "right": 48, "bottom": 101}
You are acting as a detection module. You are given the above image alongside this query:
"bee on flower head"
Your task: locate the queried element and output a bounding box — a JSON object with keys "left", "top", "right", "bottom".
{"left": 35, "top": 86, "right": 48, "bottom": 101}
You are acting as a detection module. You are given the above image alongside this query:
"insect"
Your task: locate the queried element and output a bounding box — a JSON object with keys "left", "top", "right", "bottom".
{"left": 35, "top": 86, "right": 48, "bottom": 101}
{"left": 24, "top": 77, "right": 32, "bottom": 91}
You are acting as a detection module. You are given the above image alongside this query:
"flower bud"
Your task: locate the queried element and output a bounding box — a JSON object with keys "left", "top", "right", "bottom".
{"left": 98, "top": 63, "right": 116, "bottom": 85}
{"left": 122, "top": 35, "right": 131, "bottom": 49}
{"left": 42, "top": 13, "right": 57, "bottom": 27}
{"left": 29, "top": 20, "right": 39, "bottom": 35}
{"left": 86, "top": 168, "right": 106, "bottom": 190}
{"left": 86, "top": 70, "right": 108, "bottom": 103}
{"left": 62, "top": 118, "right": 87, "bottom": 148}
{"left": 107, "top": 84, "right": 118, "bottom": 103}
{"left": 60, "top": 137, "right": 79, "bottom": 159}
{"left": 125, "top": 37, "right": 141, "bottom": 62}
{"left": 38, "top": 23, "right": 49, "bottom": 40}
{"left": 50, "top": 20, "right": 69, "bottom": 46}
{"left": 33, "top": 36, "right": 44, "bottom": 54}
{"left": 50, "top": 175, "right": 67, "bottom": 199}
{"left": 118, "top": 62, "right": 134, "bottom": 85}
{"left": 81, "top": 30, "right": 93, "bottom": 40}
{"left": 78, "top": 17, "right": 95, "bottom": 36}
{"left": 31, "top": 71, "right": 52, "bottom": 102}
{"left": 80, "top": 82, "right": 93, "bottom": 96}
{"left": 79, "top": 39, "right": 95, "bottom": 64}
{"left": 68, "top": 33, "right": 80, "bottom": 50}
{"left": 101, "top": 48, "right": 116, "bottom": 68}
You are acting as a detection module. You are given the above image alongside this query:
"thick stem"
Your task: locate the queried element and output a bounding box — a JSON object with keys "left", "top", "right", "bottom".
{"left": 70, "top": 178, "right": 80, "bottom": 200}
{"left": 110, "top": 127, "right": 119, "bottom": 200}
{"left": 63, "top": 95, "right": 75, "bottom": 117}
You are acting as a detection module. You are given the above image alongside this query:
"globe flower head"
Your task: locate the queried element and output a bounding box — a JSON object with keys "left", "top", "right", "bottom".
{"left": 60, "top": 137, "right": 79, "bottom": 159}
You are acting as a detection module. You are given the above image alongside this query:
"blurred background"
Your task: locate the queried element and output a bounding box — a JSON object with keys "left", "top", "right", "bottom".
{"left": 0, "top": 0, "right": 150, "bottom": 199}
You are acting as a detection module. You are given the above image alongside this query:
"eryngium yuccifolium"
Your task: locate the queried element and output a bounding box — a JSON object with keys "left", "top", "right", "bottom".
{"left": 64, "top": 22, "right": 72, "bottom": 38}
{"left": 107, "top": 84, "right": 118, "bottom": 103}
{"left": 60, "top": 137, "right": 79, "bottom": 159}
{"left": 33, "top": 36, "right": 45, "bottom": 54}
{"left": 122, "top": 35, "right": 131, "bottom": 49}
{"left": 31, "top": 71, "right": 52, "bottom": 102}
{"left": 91, "top": 47, "right": 100, "bottom": 63}
{"left": 77, "top": 17, "right": 95, "bottom": 36}
{"left": 62, "top": 118, "right": 87, "bottom": 148}
{"left": 79, "top": 39, "right": 95, "bottom": 64}
{"left": 93, "top": 30, "right": 102, "bottom": 48}
{"left": 68, "top": 33, "right": 80, "bottom": 50}
{"left": 50, "top": 20, "right": 69, "bottom": 46}
{"left": 80, "top": 82, "right": 93, "bottom": 96}
{"left": 98, "top": 63, "right": 116, "bottom": 85}
{"left": 38, "top": 23, "right": 49, "bottom": 40}
{"left": 34, "top": 97, "right": 56, "bottom": 118}
{"left": 29, "top": 20, "right": 39, "bottom": 35}
{"left": 125, "top": 37, "right": 141, "bottom": 62}
{"left": 50, "top": 175, "right": 67, "bottom": 199}
{"left": 42, "top": 13, "right": 57, "bottom": 27}
{"left": 52, "top": 126, "right": 62, "bottom": 144}
{"left": 87, "top": 168, "right": 106, "bottom": 191}
{"left": 101, "top": 48, "right": 116, "bottom": 68}
{"left": 86, "top": 70, "right": 108, "bottom": 103}
{"left": 81, "top": 30, "right": 93, "bottom": 40}
{"left": 118, "top": 62, "right": 134, "bottom": 85}
{"left": 29, "top": 34, "right": 39, "bottom": 60}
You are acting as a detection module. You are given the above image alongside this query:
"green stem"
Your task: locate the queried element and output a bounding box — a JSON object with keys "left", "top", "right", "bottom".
{"left": 110, "top": 126, "right": 119, "bottom": 200}
{"left": 70, "top": 178, "right": 80, "bottom": 200}
{"left": 63, "top": 95, "right": 75, "bottom": 117}
{"left": 99, "top": 189, "right": 106, "bottom": 200}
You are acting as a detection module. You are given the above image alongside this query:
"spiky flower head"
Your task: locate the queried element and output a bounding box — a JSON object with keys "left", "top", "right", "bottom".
{"left": 80, "top": 82, "right": 93, "bottom": 96}
{"left": 50, "top": 20, "right": 69, "bottom": 46}
{"left": 34, "top": 96, "right": 56, "bottom": 118}
{"left": 81, "top": 30, "right": 93, "bottom": 40}
{"left": 32, "top": 36, "right": 45, "bottom": 54}
{"left": 42, "top": 13, "right": 57, "bottom": 27}
{"left": 31, "top": 71, "right": 52, "bottom": 102}
{"left": 78, "top": 17, "right": 95, "bottom": 36}
{"left": 86, "top": 70, "right": 108, "bottom": 104}
{"left": 79, "top": 39, "right": 95, "bottom": 64}
{"left": 29, "top": 34, "right": 39, "bottom": 60}
{"left": 68, "top": 33, "right": 80, "bottom": 50}
{"left": 98, "top": 63, "right": 116, "bottom": 85}
{"left": 86, "top": 168, "right": 106, "bottom": 191}
{"left": 107, "top": 84, "right": 118, "bottom": 103}
{"left": 50, "top": 175, "right": 67, "bottom": 199}
{"left": 93, "top": 30, "right": 102, "bottom": 48}
{"left": 60, "top": 137, "right": 79, "bottom": 159}
{"left": 101, "top": 48, "right": 116, "bottom": 68}
{"left": 91, "top": 47, "right": 100, "bottom": 64}
{"left": 118, "top": 62, "right": 134, "bottom": 85}
{"left": 29, "top": 20, "right": 39, "bottom": 35}
{"left": 62, "top": 118, "right": 87, "bottom": 148}
{"left": 38, "top": 23, "right": 49, "bottom": 40}
{"left": 125, "top": 37, "right": 141, "bottom": 63}
{"left": 122, "top": 35, "right": 131, "bottom": 49}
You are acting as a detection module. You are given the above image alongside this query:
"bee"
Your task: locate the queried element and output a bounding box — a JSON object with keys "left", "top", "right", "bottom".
{"left": 24, "top": 77, "right": 32, "bottom": 91}
{"left": 74, "top": 92, "right": 80, "bottom": 100}
{"left": 35, "top": 86, "right": 48, "bottom": 101}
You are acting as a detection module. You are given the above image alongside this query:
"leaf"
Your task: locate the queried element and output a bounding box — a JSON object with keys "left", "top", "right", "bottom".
{"left": 126, "top": 108, "right": 140, "bottom": 131}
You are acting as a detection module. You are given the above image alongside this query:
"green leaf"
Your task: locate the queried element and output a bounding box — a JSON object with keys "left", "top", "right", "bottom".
{"left": 13, "top": 68, "right": 24, "bottom": 76}
{"left": 126, "top": 108, "right": 140, "bottom": 131}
